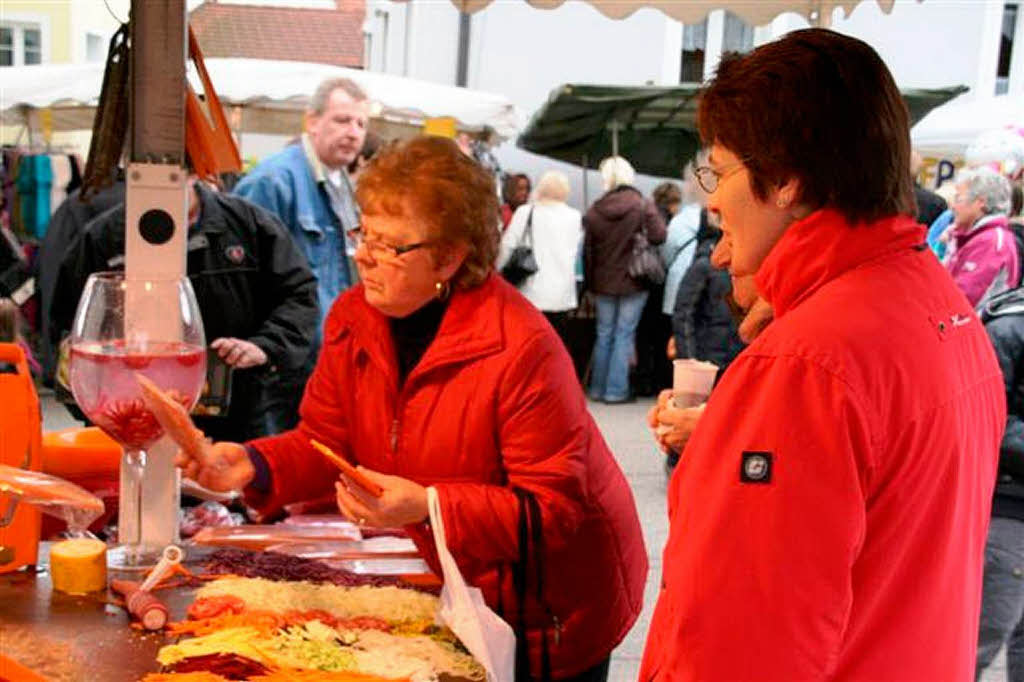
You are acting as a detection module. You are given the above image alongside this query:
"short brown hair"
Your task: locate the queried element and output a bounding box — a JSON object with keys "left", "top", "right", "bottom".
{"left": 652, "top": 182, "right": 682, "bottom": 211}
{"left": 309, "top": 77, "right": 367, "bottom": 115}
{"left": 0, "top": 298, "right": 18, "bottom": 343}
{"left": 355, "top": 136, "right": 500, "bottom": 290}
{"left": 697, "top": 29, "right": 914, "bottom": 224}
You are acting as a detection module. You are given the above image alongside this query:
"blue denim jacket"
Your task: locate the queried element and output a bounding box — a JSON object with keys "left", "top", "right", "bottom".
{"left": 234, "top": 141, "right": 356, "bottom": 324}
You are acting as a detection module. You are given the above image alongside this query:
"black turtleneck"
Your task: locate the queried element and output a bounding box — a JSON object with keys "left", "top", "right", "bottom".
{"left": 389, "top": 297, "right": 449, "bottom": 387}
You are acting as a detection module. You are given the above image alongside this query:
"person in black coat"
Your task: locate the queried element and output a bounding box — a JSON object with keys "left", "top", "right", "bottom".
{"left": 52, "top": 180, "right": 319, "bottom": 442}
{"left": 671, "top": 215, "right": 744, "bottom": 375}
{"left": 977, "top": 286, "right": 1024, "bottom": 680}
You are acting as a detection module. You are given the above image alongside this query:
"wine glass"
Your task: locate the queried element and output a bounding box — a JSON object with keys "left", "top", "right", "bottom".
{"left": 68, "top": 272, "right": 206, "bottom": 568}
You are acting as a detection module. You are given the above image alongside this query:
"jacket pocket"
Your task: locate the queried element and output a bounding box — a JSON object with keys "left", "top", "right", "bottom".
{"left": 297, "top": 216, "right": 330, "bottom": 268}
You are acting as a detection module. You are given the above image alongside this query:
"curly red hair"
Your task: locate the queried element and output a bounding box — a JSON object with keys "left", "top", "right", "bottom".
{"left": 355, "top": 136, "right": 500, "bottom": 290}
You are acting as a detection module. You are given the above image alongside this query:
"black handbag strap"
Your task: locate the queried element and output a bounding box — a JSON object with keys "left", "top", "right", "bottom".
{"left": 519, "top": 207, "right": 535, "bottom": 249}
{"left": 512, "top": 487, "right": 553, "bottom": 682}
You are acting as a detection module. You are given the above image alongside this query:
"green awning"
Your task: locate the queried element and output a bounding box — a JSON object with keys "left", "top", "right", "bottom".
{"left": 517, "top": 83, "right": 968, "bottom": 178}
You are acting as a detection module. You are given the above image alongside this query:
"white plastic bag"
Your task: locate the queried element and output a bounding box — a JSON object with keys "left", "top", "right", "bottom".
{"left": 427, "top": 486, "right": 515, "bottom": 682}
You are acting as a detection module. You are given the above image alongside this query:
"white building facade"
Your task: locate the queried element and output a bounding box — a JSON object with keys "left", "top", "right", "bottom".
{"left": 362, "top": 0, "right": 1022, "bottom": 205}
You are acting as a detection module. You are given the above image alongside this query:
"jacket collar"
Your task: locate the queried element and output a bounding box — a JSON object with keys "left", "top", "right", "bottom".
{"left": 982, "top": 286, "right": 1024, "bottom": 321}
{"left": 193, "top": 182, "right": 228, "bottom": 234}
{"left": 335, "top": 273, "right": 506, "bottom": 385}
{"left": 755, "top": 208, "right": 925, "bottom": 318}
{"left": 954, "top": 213, "right": 1010, "bottom": 244}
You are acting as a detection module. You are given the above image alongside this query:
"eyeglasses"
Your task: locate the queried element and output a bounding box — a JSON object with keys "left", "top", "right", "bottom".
{"left": 694, "top": 159, "right": 749, "bottom": 194}
{"left": 347, "top": 227, "right": 434, "bottom": 261}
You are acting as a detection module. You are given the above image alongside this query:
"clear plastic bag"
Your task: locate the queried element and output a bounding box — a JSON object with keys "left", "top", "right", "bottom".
{"left": 189, "top": 522, "right": 361, "bottom": 550}
{"left": 179, "top": 501, "right": 243, "bottom": 538}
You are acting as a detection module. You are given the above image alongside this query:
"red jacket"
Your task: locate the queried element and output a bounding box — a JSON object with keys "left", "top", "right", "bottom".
{"left": 641, "top": 210, "right": 1003, "bottom": 681}
{"left": 249, "top": 274, "right": 647, "bottom": 678}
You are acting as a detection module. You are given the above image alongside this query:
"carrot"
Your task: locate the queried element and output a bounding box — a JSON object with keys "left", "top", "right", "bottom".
{"left": 309, "top": 440, "right": 384, "bottom": 498}
{"left": 167, "top": 610, "right": 285, "bottom": 637}
{"left": 251, "top": 670, "right": 411, "bottom": 682}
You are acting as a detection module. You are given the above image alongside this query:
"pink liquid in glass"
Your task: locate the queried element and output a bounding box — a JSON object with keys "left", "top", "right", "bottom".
{"left": 69, "top": 341, "right": 206, "bottom": 450}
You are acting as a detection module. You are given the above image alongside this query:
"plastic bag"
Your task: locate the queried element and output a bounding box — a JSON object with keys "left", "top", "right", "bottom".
{"left": 179, "top": 501, "right": 243, "bottom": 538}
{"left": 427, "top": 486, "right": 515, "bottom": 682}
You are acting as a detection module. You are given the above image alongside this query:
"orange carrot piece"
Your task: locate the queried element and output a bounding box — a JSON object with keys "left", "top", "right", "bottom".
{"left": 310, "top": 440, "right": 384, "bottom": 498}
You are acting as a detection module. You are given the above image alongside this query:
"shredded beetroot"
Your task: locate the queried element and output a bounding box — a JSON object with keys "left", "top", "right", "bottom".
{"left": 203, "top": 549, "right": 439, "bottom": 594}
{"left": 168, "top": 653, "right": 271, "bottom": 679}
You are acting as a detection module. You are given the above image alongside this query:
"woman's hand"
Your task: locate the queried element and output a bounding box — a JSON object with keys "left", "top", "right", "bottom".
{"left": 738, "top": 297, "right": 774, "bottom": 344}
{"left": 334, "top": 467, "right": 429, "bottom": 528}
{"left": 649, "top": 389, "right": 706, "bottom": 453}
{"left": 174, "top": 441, "right": 255, "bottom": 492}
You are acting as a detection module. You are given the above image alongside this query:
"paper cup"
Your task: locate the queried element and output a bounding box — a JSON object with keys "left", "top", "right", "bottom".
{"left": 672, "top": 359, "right": 719, "bottom": 408}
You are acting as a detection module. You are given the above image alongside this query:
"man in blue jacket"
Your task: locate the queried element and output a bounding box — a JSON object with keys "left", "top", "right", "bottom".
{"left": 234, "top": 77, "right": 369, "bottom": 429}
{"left": 235, "top": 77, "right": 369, "bottom": 323}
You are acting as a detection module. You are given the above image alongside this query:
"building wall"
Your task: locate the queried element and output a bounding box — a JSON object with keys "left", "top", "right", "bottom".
{"left": 829, "top": 0, "right": 995, "bottom": 94}
{"left": 357, "top": 0, "right": 1021, "bottom": 208}
{"left": 1, "top": 0, "right": 69, "bottom": 63}
{"left": 69, "top": 0, "right": 129, "bottom": 64}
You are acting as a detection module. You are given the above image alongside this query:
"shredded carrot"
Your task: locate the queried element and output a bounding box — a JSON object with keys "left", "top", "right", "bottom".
{"left": 250, "top": 670, "right": 410, "bottom": 682}
{"left": 140, "top": 673, "right": 231, "bottom": 682}
{"left": 167, "top": 610, "right": 285, "bottom": 637}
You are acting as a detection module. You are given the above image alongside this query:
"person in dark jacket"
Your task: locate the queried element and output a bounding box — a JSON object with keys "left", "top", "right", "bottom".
{"left": 583, "top": 156, "right": 666, "bottom": 403}
{"left": 52, "top": 180, "right": 319, "bottom": 442}
{"left": 978, "top": 287, "right": 1024, "bottom": 681}
{"left": 911, "top": 151, "right": 947, "bottom": 228}
{"left": 37, "top": 172, "right": 126, "bottom": 384}
{"left": 672, "top": 210, "right": 744, "bottom": 374}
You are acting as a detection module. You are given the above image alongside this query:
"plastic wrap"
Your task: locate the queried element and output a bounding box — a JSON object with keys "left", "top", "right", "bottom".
{"left": 180, "top": 502, "right": 243, "bottom": 538}
{"left": 189, "top": 523, "right": 361, "bottom": 550}
{"left": 0, "top": 464, "right": 105, "bottom": 534}
{"left": 266, "top": 540, "right": 427, "bottom": 576}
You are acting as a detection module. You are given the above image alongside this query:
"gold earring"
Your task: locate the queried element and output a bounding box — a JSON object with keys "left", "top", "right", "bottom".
{"left": 776, "top": 197, "right": 789, "bottom": 209}
{"left": 435, "top": 280, "right": 451, "bottom": 301}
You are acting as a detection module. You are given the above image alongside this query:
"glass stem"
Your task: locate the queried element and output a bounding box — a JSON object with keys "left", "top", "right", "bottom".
{"left": 120, "top": 447, "right": 146, "bottom": 563}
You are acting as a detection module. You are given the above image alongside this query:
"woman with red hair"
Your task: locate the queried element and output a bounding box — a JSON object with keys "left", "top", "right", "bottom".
{"left": 178, "top": 136, "right": 647, "bottom": 682}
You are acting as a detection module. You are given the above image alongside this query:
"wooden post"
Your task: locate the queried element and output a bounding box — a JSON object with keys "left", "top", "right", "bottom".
{"left": 124, "top": 0, "right": 189, "bottom": 555}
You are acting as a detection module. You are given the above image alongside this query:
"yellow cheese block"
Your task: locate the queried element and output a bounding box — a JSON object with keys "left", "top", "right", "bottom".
{"left": 50, "top": 538, "right": 107, "bottom": 594}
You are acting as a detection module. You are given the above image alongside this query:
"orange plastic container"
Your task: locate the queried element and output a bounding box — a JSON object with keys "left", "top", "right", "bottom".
{"left": 0, "top": 343, "right": 42, "bottom": 573}
{"left": 41, "top": 427, "right": 120, "bottom": 481}
{"left": 39, "top": 427, "right": 120, "bottom": 537}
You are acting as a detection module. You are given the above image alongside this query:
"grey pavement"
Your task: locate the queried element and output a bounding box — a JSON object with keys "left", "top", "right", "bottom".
{"left": 38, "top": 391, "right": 1008, "bottom": 681}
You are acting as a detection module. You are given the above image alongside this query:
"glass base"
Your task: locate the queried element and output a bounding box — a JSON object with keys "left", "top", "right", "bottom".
{"left": 106, "top": 543, "right": 162, "bottom": 571}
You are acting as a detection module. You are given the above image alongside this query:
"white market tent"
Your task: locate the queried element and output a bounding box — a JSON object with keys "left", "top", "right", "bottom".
{"left": 404, "top": 0, "right": 908, "bottom": 25}
{"left": 911, "top": 92, "right": 1024, "bottom": 160}
{"left": 0, "top": 57, "right": 522, "bottom": 143}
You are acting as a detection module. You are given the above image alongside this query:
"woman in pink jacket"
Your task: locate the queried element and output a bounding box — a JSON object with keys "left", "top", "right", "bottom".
{"left": 643, "top": 28, "right": 1004, "bottom": 681}
{"left": 946, "top": 166, "right": 1017, "bottom": 309}
{"left": 179, "top": 136, "right": 647, "bottom": 682}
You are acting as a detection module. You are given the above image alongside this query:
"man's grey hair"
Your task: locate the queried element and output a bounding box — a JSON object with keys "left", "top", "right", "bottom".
{"left": 958, "top": 167, "right": 1012, "bottom": 215}
{"left": 309, "top": 77, "right": 368, "bottom": 115}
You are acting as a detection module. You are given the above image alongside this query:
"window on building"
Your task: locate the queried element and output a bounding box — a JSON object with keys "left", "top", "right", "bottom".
{"left": 997, "top": 2, "right": 1018, "bottom": 95}
{"left": 681, "top": 20, "right": 707, "bottom": 84}
{"left": 23, "top": 27, "right": 41, "bottom": 64}
{"left": 722, "top": 11, "right": 753, "bottom": 53}
{"left": 0, "top": 27, "right": 13, "bottom": 67}
{"left": 0, "top": 22, "right": 44, "bottom": 67}
{"left": 86, "top": 33, "right": 104, "bottom": 62}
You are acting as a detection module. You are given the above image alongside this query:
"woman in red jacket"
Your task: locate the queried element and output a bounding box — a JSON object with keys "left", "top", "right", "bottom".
{"left": 178, "top": 135, "right": 647, "bottom": 682}
{"left": 642, "top": 28, "right": 1004, "bottom": 681}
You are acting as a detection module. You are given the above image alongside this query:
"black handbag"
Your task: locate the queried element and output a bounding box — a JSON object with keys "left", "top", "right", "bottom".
{"left": 501, "top": 207, "right": 538, "bottom": 286}
{"left": 627, "top": 227, "right": 666, "bottom": 286}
